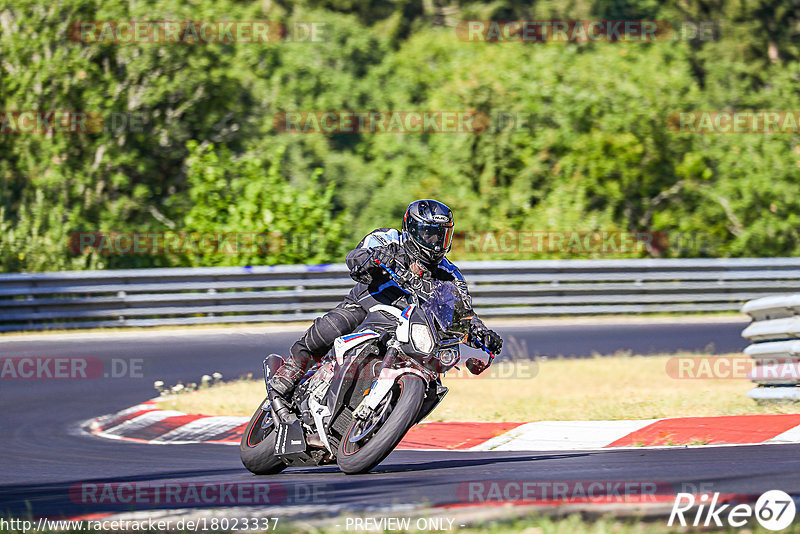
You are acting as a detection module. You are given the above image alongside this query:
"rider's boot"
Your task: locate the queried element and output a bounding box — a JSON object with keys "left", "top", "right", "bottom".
{"left": 268, "top": 367, "right": 302, "bottom": 418}
{"left": 268, "top": 375, "right": 297, "bottom": 399}
{"left": 268, "top": 370, "right": 300, "bottom": 423}
{"left": 270, "top": 339, "right": 311, "bottom": 384}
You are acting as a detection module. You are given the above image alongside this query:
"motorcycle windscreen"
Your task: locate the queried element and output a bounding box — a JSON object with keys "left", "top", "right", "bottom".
{"left": 421, "top": 281, "right": 471, "bottom": 343}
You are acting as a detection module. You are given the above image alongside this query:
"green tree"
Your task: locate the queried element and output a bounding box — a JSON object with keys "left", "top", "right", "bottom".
{"left": 176, "top": 141, "right": 346, "bottom": 266}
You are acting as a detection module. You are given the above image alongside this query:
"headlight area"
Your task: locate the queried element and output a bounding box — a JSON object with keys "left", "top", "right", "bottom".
{"left": 436, "top": 347, "right": 459, "bottom": 367}
{"left": 410, "top": 323, "right": 434, "bottom": 353}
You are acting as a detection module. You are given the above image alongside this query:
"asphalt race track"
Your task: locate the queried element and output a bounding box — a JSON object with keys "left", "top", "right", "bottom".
{"left": 4, "top": 317, "right": 797, "bottom": 520}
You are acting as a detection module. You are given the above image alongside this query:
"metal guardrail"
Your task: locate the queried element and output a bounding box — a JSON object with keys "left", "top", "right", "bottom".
{"left": 1, "top": 257, "right": 799, "bottom": 332}
{"left": 741, "top": 294, "right": 800, "bottom": 400}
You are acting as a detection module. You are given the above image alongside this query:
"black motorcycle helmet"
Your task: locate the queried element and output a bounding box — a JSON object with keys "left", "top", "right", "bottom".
{"left": 402, "top": 199, "right": 454, "bottom": 266}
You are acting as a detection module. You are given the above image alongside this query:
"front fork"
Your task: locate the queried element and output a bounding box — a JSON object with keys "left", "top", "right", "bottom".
{"left": 352, "top": 343, "right": 436, "bottom": 420}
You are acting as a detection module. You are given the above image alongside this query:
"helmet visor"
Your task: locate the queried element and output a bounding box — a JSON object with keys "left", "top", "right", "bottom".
{"left": 408, "top": 221, "right": 454, "bottom": 252}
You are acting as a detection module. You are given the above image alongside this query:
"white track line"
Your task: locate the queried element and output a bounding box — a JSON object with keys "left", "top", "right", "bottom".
{"left": 472, "top": 420, "right": 659, "bottom": 451}
{"left": 154, "top": 416, "right": 248, "bottom": 444}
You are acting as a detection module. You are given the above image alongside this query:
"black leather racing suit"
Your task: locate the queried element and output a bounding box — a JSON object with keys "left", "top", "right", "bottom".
{"left": 273, "top": 228, "right": 488, "bottom": 383}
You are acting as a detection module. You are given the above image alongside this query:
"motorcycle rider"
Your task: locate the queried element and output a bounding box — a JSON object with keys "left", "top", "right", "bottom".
{"left": 268, "top": 199, "right": 503, "bottom": 400}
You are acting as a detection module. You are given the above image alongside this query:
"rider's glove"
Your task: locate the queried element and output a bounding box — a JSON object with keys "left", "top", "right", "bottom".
{"left": 370, "top": 245, "right": 398, "bottom": 271}
{"left": 466, "top": 357, "right": 490, "bottom": 375}
{"left": 393, "top": 265, "right": 425, "bottom": 290}
{"left": 349, "top": 260, "right": 373, "bottom": 284}
{"left": 470, "top": 325, "right": 503, "bottom": 355}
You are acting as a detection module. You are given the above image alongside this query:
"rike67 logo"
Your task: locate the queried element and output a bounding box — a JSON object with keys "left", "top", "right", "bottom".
{"left": 669, "top": 490, "right": 796, "bottom": 530}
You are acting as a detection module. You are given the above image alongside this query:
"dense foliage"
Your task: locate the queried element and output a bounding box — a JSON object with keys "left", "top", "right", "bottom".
{"left": 1, "top": 0, "right": 799, "bottom": 271}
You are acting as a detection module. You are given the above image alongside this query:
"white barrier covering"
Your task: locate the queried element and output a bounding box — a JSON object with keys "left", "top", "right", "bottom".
{"left": 741, "top": 295, "right": 800, "bottom": 399}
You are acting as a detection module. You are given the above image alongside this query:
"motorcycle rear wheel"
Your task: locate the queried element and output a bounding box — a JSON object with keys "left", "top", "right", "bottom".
{"left": 336, "top": 374, "right": 424, "bottom": 474}
{"left": 239, "top": 397, "right": 287, "bottom": 475}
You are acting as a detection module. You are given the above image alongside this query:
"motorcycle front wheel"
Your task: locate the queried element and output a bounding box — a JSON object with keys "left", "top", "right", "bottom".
{"left": 336, "top": 374, "right": 425, "bottom": 475}
{"left": 239, "top": 397, "right": 287, "bottom": 475}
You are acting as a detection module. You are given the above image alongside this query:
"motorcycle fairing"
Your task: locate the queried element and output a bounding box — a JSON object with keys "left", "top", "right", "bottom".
{"left": 396, "top": 304, "right": 414, "bottom": 342}
{"left": 367, "top": 303, "right": 413, "bottom": 343}
{"left": 334, "top": 330, "right": 379, "bottom": 365}
{"left": 415, "top": 381, "right": 449, "bottom": 424}
{"left": 326, "top": 335, "right": 384, "bottom": 426}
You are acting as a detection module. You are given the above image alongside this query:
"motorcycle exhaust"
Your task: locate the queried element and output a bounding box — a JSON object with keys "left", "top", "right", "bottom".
{"left": 269, "top": 390, "right": 293, "bottom": 423}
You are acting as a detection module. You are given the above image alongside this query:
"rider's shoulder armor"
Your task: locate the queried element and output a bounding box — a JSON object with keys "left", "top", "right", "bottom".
{"left": 357, "top": 228, "right": 401, "bottom": 249}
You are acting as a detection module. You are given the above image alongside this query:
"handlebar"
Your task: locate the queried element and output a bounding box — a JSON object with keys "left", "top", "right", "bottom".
{"left": 372, "top": 258, "right": 401, "bottom": 283}
{"left": 372, "top": 258, "right": 410, "bottom": 295}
